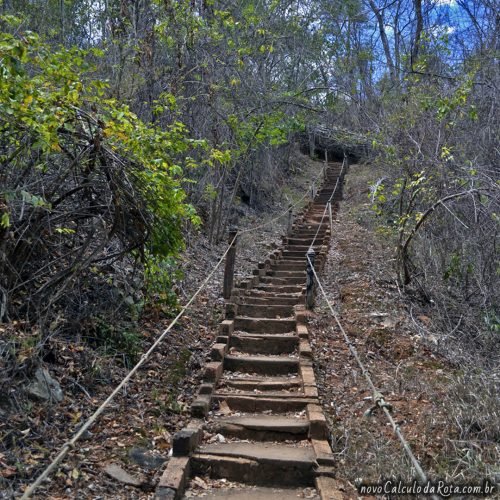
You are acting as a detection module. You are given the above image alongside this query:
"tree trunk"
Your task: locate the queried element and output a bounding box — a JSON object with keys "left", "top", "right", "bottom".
{"left": 367, "top": 0, "right": 397, "bottom": 84}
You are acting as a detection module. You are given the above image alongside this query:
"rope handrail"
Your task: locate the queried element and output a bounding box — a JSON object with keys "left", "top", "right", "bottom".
{"left": 21, "top": 156, "right": 334, "bottom": 498}
{"left": 306, "top": 256, "right": 440, "bottom": 500}
{"left": 238, "top": 157, "right": 331, "bottom": 235}
{"left": 21, "top": 234, "right": 238, "bottom": 499}
{"left": 308, "top": 153, "right": 346, "bottom": 250}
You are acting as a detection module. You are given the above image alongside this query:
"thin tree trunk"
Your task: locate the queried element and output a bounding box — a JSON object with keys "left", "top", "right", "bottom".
{"left": 368, "top": 0, "right": 397, "bottom": 83}
{"left": 411, "top": 0, "right": 423, "bottom": 69}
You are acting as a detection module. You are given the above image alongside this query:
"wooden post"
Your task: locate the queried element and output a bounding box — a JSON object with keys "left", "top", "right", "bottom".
{"left": 309, "top": 128, "right": 315, "bottom": 158}
{"left": 328, "top": 202, "right": 333, "bottom": 235}
{"left": 306, "top": 248, "right": 316, "bottom": 310}
{"left": 324, "top": 149, "right": 328, "bottom": 179}
{"left": 287, "top": 203, "right": 293, "bottom": 235}
{"left": 223, "top": 228, "right": 238, "bottom": 300}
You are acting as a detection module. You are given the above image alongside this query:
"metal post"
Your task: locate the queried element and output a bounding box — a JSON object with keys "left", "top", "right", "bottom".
{"left": 223, "top": 228, "right": 238, "bottom": 300}
{"left": 306, "top": 248, "right": 316, "bottom": 310}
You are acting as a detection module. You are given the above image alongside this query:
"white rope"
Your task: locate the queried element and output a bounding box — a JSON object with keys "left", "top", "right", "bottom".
{"left": 21, "top": 157, "right": 332, "bottom": 498}
{"left": 307, "top": 256, "right": 440, "bottom": 500}
{"left": 21, "top": 234, "right": 237, "bottom": 499}
{"left": 239, "top": 160, "right": 328, "bottom": 235}
{"left": 308, "top": 154, "right": 346, "bottom": 250}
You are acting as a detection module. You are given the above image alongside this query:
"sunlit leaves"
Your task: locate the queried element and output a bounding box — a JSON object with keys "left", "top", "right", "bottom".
{"left": 0, "top": 27, "right": 202, "bottom": 259}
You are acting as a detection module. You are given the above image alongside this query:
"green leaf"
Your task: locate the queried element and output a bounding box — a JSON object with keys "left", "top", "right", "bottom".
{"left": 1, "top": 212, "right": 10, "bottom": 228}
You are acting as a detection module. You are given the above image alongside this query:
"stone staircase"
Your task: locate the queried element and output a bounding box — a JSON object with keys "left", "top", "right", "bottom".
{"left": 155, "top": 162, "right": 351, "bottom": 499}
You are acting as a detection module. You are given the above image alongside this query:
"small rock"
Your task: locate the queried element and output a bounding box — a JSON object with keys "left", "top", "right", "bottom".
{"left": 104, "top": 463, "right": 143, "bottom": 486}
{"left": 26, "top": 368, "right": 63, "bottom": 403}
{"left": 192, "top": 476, "right": 208, "bottom": 490}
{"left": 128, "top": 447, "right": 166, "bottom": 470}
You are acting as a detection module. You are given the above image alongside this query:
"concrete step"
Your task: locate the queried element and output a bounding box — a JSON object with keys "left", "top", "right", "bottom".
{"left": 191, "top": 442, "right": 316, "bottom": 487}
{"left": 234, "top": 317, "right": 296, "bottom": 334}
{"left": 255, "top": 283, "right": 303, "bottom": 293}
{"left": 241, "top": 294, "right": 302, "bottom": 306}
{"left": 213, "top": 415, "right": 308, "bottom": 441}
{"left": 212, "top": 394, "right": 317, "bottom": 413}
{"left": 220, "top": 375, "right": 301, "bottom": 391}
{"left": 230, "top": 333, "right": 298, "bottom": 354}
{"left": 223, "top": 354, "right": 298, "bottom": 375}
{"left": 183, "top": 485, "right": 319, "bottom": 499}
{"left": 237, "top": 303, "right": 294, "bottom": 318}
{"left": 260, "top": 276, "right": 305, "bottom": 285}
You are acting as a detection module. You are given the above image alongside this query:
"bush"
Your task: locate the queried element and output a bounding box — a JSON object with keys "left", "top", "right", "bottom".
{"left": 0, "top": 24, "right": 198, "bottom": 367}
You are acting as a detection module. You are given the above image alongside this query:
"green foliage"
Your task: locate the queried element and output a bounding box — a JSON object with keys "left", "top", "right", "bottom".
{"left": 443, "top": 252, "right": 474, "bottom": 281}
{"left": 90, "top": 317, "right": 142, "bottom": 368}
{"left": 0, "top": 24, "right": 200, "bottom": 258}
{"left": 484, "top": 312, "right": 500, "bottom": 334}
{"left": 144, "top": 253, "right": 183, "bottom": 314}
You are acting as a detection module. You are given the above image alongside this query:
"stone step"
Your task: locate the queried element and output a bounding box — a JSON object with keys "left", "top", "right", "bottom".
{"left": 297, "top": 225, "right": 329, "bottom": 232}
{"left": 191, "top": 442, "right": 316, "bottom": 487}
{"left": 312, "top": 201, "right": 339, "bottom": 207}
{"left": 287, "top": 238, "right": 325, "bottom": 245}
{"left": 315, "top": 195, "right": 342, "bottom": 202}
{"left": 255, "top": 283, "right": 303, "bottom": 293}
{"left": 272, "top": 262, "right": 305, "bottom": 271}
{"left": 216, "top": 389, "right": 303, "bottom": 399}
{"left": 281, "top": 251, "right": 312, "bottom": 259}
{"left": 154, "top": 166, "right": 346, "bottom": 500}
{"left": 260, "top": 276, "right": 305, "bottom": 285}
{"left": 290, "top": 229, "right": 327, "bottom": 235}
{"left": 269, "top": 270, "right": 305, "bottom": 278}
{"left": 212, "top": 394, "right": 316, "bottom": 412}
{"left": 286, "top": 237, "right": 324, "bottom": 245}
{"left": 213, "top": 415, "right": 308, "bottom": 441}
{"left": 220, "top": 375, "right": 301, "bottom": 391}
{"left": 305, "top": 216, "right": 329, "bottom": 223}
{"left": 237, "top": 303, "right": 294, "bottom": 318}
{"left": 286, "top": 244, "right": 322, "bottom": 252}
{"left": 241, "top": 295, "right": 302, "bottom": 306}
{"left": 223, "top": 354, "right": 298, "bottom": 375}
{"left": 184, "top": 486, "right": 319, "bottom": 499}
{"left": 230, "top": 333, "right": 298, "bottom": 354}
{"left": 234, "top": 317, "right": 296, "bottom": 334}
